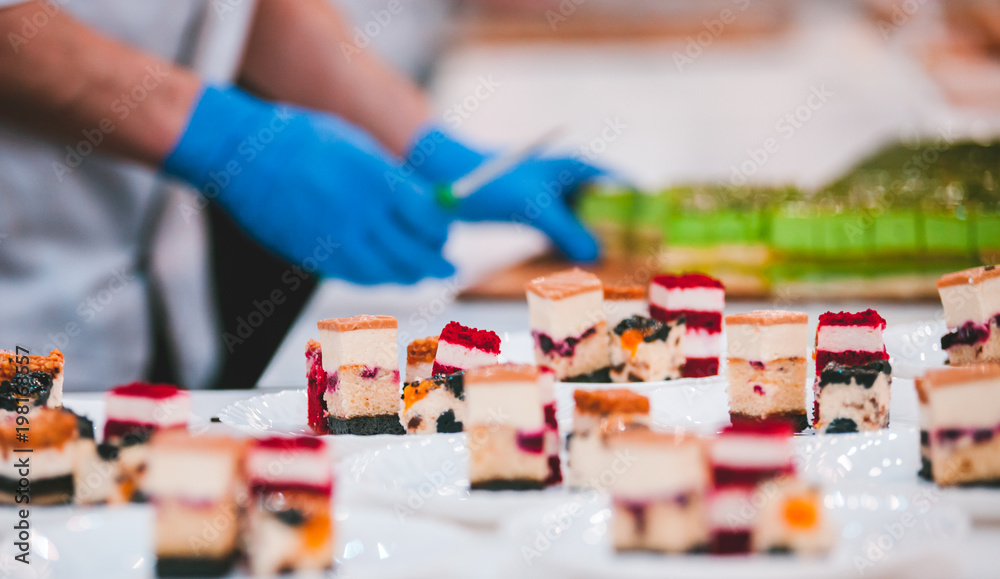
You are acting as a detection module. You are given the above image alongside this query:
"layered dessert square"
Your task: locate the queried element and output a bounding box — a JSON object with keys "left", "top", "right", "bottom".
{"left": 725, "top": 311, "right": 809, "bottom": 432}
{"left": 539, "top": 368, "right": 562, "bottom": 486}
{"left": 400, "top": 371, "right": 465, "bottom": 434}
{"left": 0, "top": 408, "right": 77, "bottom": 505}
{"left": 526, "top": 268, "right": 610, "bottom": 381}
{"left": 0, "top": 348, "right": 64, "bottom": 419}
{"left": 937, "top": 266, "right": 1000, "bottom": 366}
{"left": 310, "top": 315, "right": 404, "bottom": 435}
{"left": 609, "top": 315, "right": 685, "bottom": 382}
{"left": 432, "top": 321, "right": 500, "bottom": 376}
{"left": 752, "top": 481, "right": 833, "bottom": 555}
{"left": 814, "top": 309, "right": 889, "bottom": 376}
{"left": 406, "top": 336, "right": 438, "bottom": 382}
{"left": 143, "top": 430, "right": 245, "bottom": 577}
{"left": 567, "top": 388, "right": 650, "bottom": 488}
{"left": 917, "top": 364, "right": 1000, "bottom": 487}
{"left": 649, "top": 273, "right": 725, "bottom": 378}
{"left": 245, "top": 437, "right": 334, "bottom": 576}
{"left": 608, "top": 430, "right": 709, "bottom": 553}
{"left": 603, "top": 285, "right": 648, "bottom": 333}
{"left": 466, "top": 364, "right": 548, "bottom": 490}
{"left": 708, "top": 422, "right": 795, "bottom": 554}
{"left": 814, "top": 360, "right": 892, "bottom": 433}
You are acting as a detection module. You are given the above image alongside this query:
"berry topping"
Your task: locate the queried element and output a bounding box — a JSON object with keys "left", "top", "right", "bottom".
{"left": 817, "top": 309, "right": 886, "bottom": 329}
{"left": 110, "top": 382, "right": 185, "bottom": 399}
{"left": 439, "top": 321, "right": 501, "bottom": 354}
{"left": 652, "top": 273, "right": 724, "bottom": 290}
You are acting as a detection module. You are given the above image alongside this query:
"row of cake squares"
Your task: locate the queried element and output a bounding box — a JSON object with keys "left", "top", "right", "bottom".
{"left": 526, "top": 268, "right": 726, "bottom": 383}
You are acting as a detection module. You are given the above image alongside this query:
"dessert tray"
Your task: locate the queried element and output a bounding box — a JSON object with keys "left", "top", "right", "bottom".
{"left": 883, "top": 319, "right": 948, "bottom": 379}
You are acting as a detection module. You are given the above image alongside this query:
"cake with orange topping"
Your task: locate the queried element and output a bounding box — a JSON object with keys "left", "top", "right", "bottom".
{"left": 726, "top": 311, "right": 809, "bottom": 432}
{"left": 752, "top": 481, "right": 832, "bottom": 554}
{"left": 0, "top": 407, "right": 78, "bottom": 505}
{"left": 526, "top": 268, "right": 611, "bottom": 382}
{"left": 609, "top": 315, "right": 685, "bottom": 382}
{"left": 399, "top": 372, "right": 465, "bottom": 434}
{"left": 0, "top": 348, "right": 64, "bottom": 419}
{"left": 936, "top": 266, "right": 1000, "bottom": 366}
{"left": 307, "top": 315, "right": 404, "bottom": 435}
{"left": 568, "top": 388, "right": 650, "bottom": 488}
{"left": 405, "top": 336, "right": 438, "bottom": 382}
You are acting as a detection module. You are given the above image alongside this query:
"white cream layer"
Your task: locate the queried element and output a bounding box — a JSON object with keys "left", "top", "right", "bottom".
{"left": 684, "top": 328, "right": 722, "bottom": 358}
{"left": 649, "top": 285, "right": 724, "bottom": 312}
{"left": 106, "top": 392, "right": 191, "bottom": 426}
{"left": 603, "top": 299, "right": 648, "bottom": 331}
{"left": 611, "top": 443, "right": 706, "bottom": 498}
{"left": 939, "top": 283, "right": 986, "bottom": 327}
{"left": 527, "top": 289, "right": 605, "bottom": 341}
{"left": 816, "top": 325, "right": 884, "bottom": 354}
{"left": 0, "top": 445, "right": 73, "bottom": 479}
{"left": 143, "top": 449, "right": 238, "bottom": 501}
{"left": 727, "top": 322, "right": 807, "bottom": 361}
{"left": 246, "top": 448, "right": 332, "bottom": 489}
{"left": 927, "top": 379, "right": 1000, "bottom": 428}
{"left": 466, "top": 381, "right": 542, "bottom": 429}
{"left": 319, "top": 327, "right": 397, "bottom": 373}
{"left": 434, "top": 340, "right": 498, "bottom": 370}
{"left": 708, "top": 487, "right": 755, "bottom": 528}
{"left": 982, "top": 277, "right": 1000, "bottom": 320}
{"left": 711, "top": 435, "right": 792, "bottom": 469}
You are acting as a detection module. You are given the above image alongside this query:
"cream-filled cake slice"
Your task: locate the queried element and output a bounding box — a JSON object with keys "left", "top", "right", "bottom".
{"left": 725, "top": 311, "right": 809, "bottom": 432}
{"left": 609, "top": 314, "right": 685, "bottom": 382}
{"left": 432, "top": 321, "right": 500, "bottom": 376}
{"left": 814, "top": 360, "right": 891, "bottom": 433}
{"left": 466, "top": 364, "right": 548, "bottom": 490}
{"left": 649, "top": 273, "right": 725, "bottom": 378}
{"left": 937, "top": 266, "right": 1000, "bottom": 366}
{"left": 568, "top": 388, "right": 650, "bottom": 488}
{"left": 526, "top": 268, "right": 610, "bottom": 381}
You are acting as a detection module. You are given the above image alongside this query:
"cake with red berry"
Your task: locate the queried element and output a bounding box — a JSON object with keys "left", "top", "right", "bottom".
{"left": 609, "top": 314, "right": 685, "bottom": 382}
{"left": 526, "top": 268, "right": 611, "bottom": 382}
{"left": 568, "top": 388, "right": 650, "bottom": 488}
{"left": 0, "top": 348, "right": 64, "bottom": 419}
{"left": 308, "top": 315, "right": 404, "bottom": 436}
{"left": 432, "top": 321, "right": 500, "bottom": 376}
{"left": 814, "top": 360, "right": 892, "bottom": 433}
{"left": 245, "top": 437, "right": 334, "bottom": 576}
{"left": 406, "top": 336, "right": 438, "bottom": 382}
{"left": 466, "top": 364, "right": 549, "bottom": 490}
{"left": 936, "top": 266, "right": 1000, "bottom": 366}
{"left": 814, "top": 309, "right": 889, "bottom": 376}
{"left": 649, "top": 273, "right": 725, "bottom": 378}
{"left": 400, "top": 371, "right": 465, "bottom": 434}
{"left": 725, "top": 311, "right": 809, "bottom": 432}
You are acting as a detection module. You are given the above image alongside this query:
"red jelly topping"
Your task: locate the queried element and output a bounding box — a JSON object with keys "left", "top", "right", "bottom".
{"left": 652, "top": 273, "right": 725, "bottom": 290}
{"left": 516, "top": 430, "right": 545, "bottom": 453}
{"left": 682, "top": 357, "right": 719, "bottom": 378}
{"left": 649, "top": 308, "right": 722, "bottom": 332}
{"left": 722, "top": 421, "right": 794, "bottom": 437}
{"left": 818, "top": 309, "right": 886, "bottom": 329}
{"left": 439, "top": 321, "right": 501, "bottom": 354}
{"left": 256, "top": 436, "right": 325, "bottom": 450}
{"left": 110, "top": 382, "right": 184, "bottom": 399}
{"left": 815, "top": 350, "right": 888, "bottom": 375}
{"left": 306, "top": 347, "right": 331, "bottom": 434}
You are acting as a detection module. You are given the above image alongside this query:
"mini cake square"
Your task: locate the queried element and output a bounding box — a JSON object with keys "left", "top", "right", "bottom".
{"left": 103, "top": 383, "right": 191, "bottom": 445}
{"left": 433, "top": 321, "right": 500, "bottom": 376}
{"left": 937, "top": 266, "right": 1000, "bottom": 366}
{"left": 400, "top": 371, "right": 465, "bottom": 434}
{"left": 0, "top": 348, "right": 64, "bottom": 419}
{"left": 568, "top": 388, "right": 650, "bottom": 488}
{"left": 526, "top": 268, "right": 611, "bottom": 382}
{"left": 608, "top": 430, "right": 709, "bottom": 553}
{"left": 311, "top": 315, "right": 404, "bottom": 435}
{"left": 406, "top": 336, "right": 438, "bottom": 382}
{"left": 814, "top": 360, "right": 892, "bottom": 433}
{"left": 917, "top": 364, "right": 1000, "bottom": 487}
{"left": 752, "top": 481, "right": 833, "bottom": 555}
{"left": 649, "top": 273, "right": 725, "bottom": 378}
{"left": 245, "top": 437, "right": 334, "bottom": 576}
{"left": 609, "top": 315, "right": 685, "bottom": 382}
{"left": 0, "top": 408, "right": 78, "bottom": 505}
{"left": 603, "top": 285, "right": 648, "bottom": 332}
{"left": 726, "top": 311, "right": 809, "bottom": 432}
{"left": 466, "top": 364, "right": 548, "bottom": 490}
{"left": 814, "top": 309, "right": 889, "bottom": 376}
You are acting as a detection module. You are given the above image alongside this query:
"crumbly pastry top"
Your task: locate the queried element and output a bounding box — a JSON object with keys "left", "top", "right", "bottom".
{"left": 406, "top": 336, "right": 439, "bottom": 363}
{"left": 574, "top": 388, "right": 649, "bottom": 415}
{"left": 817, "top": 309, "right": 886, "bottom": 328}
{"left": 936, "top": 265, "right": 1000, "bottom": 288}
{"left": 604, "top": 285, "right": 645, "bottom": 300}
{"left": 0, "top": 349, "right": 63, "bottom": 381}
{"left": 317, "top": 314, "right": 397, "bottom": 332}
{"left": 109, "top": 382, "right": 185, "bottom": 399}
{"left": 525, "top": 267, "right": 602, "bottom": 299}
{"left": 651, "top": 272, "right": 724, "bottom": 290}
{"left": 465, "top": 363, "right": 538, "bottom": 384}
{"left": 439, "top": 321, "right": 501, "bottom": 353}
{"left": 0, "top": 408, "right": 77, "bottom": 449}
{"left": 306, "top": 339, "right": 321, "bottom": 353}
{"left": 725, "top": 310, "right": 808, "bottom": 326}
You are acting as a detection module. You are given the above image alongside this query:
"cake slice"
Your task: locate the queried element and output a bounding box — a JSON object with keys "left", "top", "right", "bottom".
{"left": 603, "top": 285, "right": 648, "bottom": 333}
{"left": 406, "top": 336, "right": 439, "bottom": 382}
{"left": 608, "top": 430, "right": 709, "bottom": 553}
{"left": 432, "top": 321, "right": 500, "bottom": 376}
{"left": 245, "top": 437, "right": 334, "bottom": 576}
{"left": 725, "top": 311, "right": 809, "bottom": 432}
{"left": 708, "top": 422, "right": 795, "bottom": 554}
{"left": 814, "top": 360, "right": 892, "bottom": 433}
{"left": 568, "top": 388, "right": 650, "bottom": 488}
{"left": 400, "top": 371, "right": 465, "bottom": 434}
{"left": 917, "top": 364, "right": 1000, "bottom": 487}
{"left": 0, "top": 348, "right": 64, "bottom": 419}
{"left": 649, "top": 273, "right": 725, "bottom": 378}
{"left": 609, "top": 315, "right": 685, "bottom": 382}
{"left": 752, "top": 481, "right": 833, "bottom": 555}
{"left": 143, "top": 430, "right": 245, "bottom": 577}
{"left": 937, "top": 266, "right": 1000, "bottom": 366}
{"left": 539, "top": 368, "right": 562, "bottom": 486}
{"left": 814, "top": 309, "right": 889, "bottom": 376}
{"left": 312, "top": 315, "right": 404, "bottom": 435}
{"left": 466, "top": 364, "right": 548, "bottom": 490}
{"left": 526, "top": 268, "right": 611, "bottom": 382}
{"left": 0, "top": 408, "right": 78, "bottom": 505}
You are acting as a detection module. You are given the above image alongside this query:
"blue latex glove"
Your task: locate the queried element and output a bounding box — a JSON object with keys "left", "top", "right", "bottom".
{"left": 163, "top": 86, "right": 454, "bottom": 285}
{"left": 402, "top": 127, "right": 603, "bottom": 262}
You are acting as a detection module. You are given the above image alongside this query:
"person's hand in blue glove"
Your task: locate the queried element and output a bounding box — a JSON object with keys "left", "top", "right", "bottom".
{"left": 163, "top": 86, "right": 454, "bottom": 285}
{"left": 400, "top": 127, "right": 604, "bottom": 262}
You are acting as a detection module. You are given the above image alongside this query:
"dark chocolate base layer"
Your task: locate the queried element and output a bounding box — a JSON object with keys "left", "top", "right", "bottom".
{"left": 155, "top": 553, "right": 238, "bottom": 577}
{"left": 615, "top": 543, "right": 709, "bottom": 554}
{"left": 471, "top": 478, "right": 547, "bottom": 491}
{"left": 0, "top": 474, "right": 73, "bottom": 505}
{"left": 563, "top": 367, "right": 612, "bottom": 383}
{"left": 327, "top": 413, "right": 405, "bottom": 436}
{"left": 730, "top": 411, "right": 808, "bottom": 433}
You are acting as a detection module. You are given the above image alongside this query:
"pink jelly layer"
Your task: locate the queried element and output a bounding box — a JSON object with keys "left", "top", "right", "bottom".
{"left": 814, "top": 349, "right": 888, "bottom": 375}
{"left": 683, "top": 357, "right": 719, "bottom": 378}
{"left": 306, "top": 347, "right": 330, "bottom": 434}
{"left": 649, "top": 307, "right": 722, "bottom": 333}
{"left": 255, "top": 436, "right": 325, "bottom": 450}
{"left": 516, "top": 430, "right": 545, "bottom": 454}
{"left": 110, "top": 382, "right": 184, "bottom": 399}
{"left": 712, "top": 464, "right": 794, "bottom": 488}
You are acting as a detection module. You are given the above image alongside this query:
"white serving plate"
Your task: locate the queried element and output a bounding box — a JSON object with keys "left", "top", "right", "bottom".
{"left": 883, "top": 319, "right": 948, "bottom": 379}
